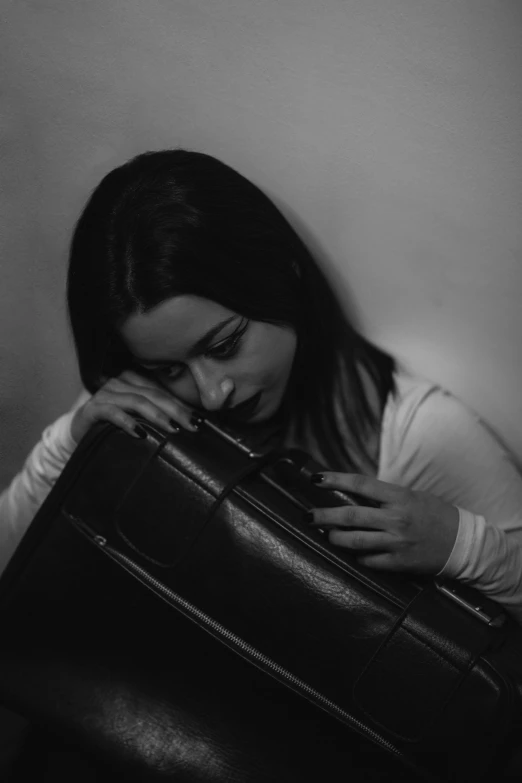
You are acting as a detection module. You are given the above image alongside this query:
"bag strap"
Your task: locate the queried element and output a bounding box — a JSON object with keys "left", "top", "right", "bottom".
{"left": 353, "top": 585, "right": 505, "bottom": 742}
{"left": 204, "top": 450, "right": 283, "bottom": 525}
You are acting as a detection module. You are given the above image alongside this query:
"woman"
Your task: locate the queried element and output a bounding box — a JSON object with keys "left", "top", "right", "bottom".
{"left": 2, "top": 149, "right": 522, "bottom": 623}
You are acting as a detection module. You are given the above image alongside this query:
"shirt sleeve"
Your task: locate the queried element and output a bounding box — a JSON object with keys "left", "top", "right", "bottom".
{"left": 0, "top": 390, "right": 90, "bottom": 575}
{"left": 380, "top": 387, "right": 522, "bottom": 621}
{"left": 438, "top": 508, "right": 522, "bottom": 624}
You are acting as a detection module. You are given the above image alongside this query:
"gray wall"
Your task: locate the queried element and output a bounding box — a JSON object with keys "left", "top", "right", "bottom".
{"left": 2, "top": 0, "right": 522, "bottom": 487}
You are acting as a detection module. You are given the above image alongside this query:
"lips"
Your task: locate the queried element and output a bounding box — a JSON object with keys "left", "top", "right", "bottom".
{"left": 224, "top": 391, "right": 262, "bottom": 422}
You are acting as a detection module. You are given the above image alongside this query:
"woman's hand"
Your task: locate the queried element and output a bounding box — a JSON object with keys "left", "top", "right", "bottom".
{"left": 71, "top": 370, "right": 200, "bottom": 444}
{"left": 308, "top": 473, "right": 459, "bottom": 575}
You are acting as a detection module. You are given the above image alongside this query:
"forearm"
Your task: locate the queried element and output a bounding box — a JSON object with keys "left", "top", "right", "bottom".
{"left": 0, "top": 409, "right": 79, "bottom": 575}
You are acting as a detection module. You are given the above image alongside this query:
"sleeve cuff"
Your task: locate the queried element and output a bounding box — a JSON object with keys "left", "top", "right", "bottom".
{"left": 63, "top": 389, "right": 91, "bottom": 448}
{"left": 437, "top": 507, "right": 486, "bottom": 579}
{"left": 435, "top": 508, "right": 522, "bottom": 622}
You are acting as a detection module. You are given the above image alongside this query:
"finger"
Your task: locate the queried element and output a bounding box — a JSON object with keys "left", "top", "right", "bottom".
{"left": 117, "top": 372, "right": 194, "bottom": 416}
{"left": 328, "top": 529, "right": 392, "bottom": 551}
{"left": 106, "top": 373, "right": 167, "bottom": 396}
{"left": 91, "top": 394, "right": 183, "bottom": 433}
{"left": 86, "top": 405, "right": 149, "bottom": 440}
{"left": 124, "top": 378, "right": 198, "bottom": 425}
{"left": 314, "top": 472, "right": 405, "bottom": 505}
{"left": 97, "top": 388, "right": 196, "bottom": 431}
{"left": 309, "top": 505, "right": 397, "bottom": 530}
{"left": 117, "top": 370, "right": 165, "bottom": 390}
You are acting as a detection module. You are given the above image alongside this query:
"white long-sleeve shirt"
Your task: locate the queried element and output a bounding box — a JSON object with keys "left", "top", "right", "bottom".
{"left": 378, "top": 372, "right": 522, "bottom": 621}
{"left": 0, "top": 391, "right": 88, "bottom": 575}
{"left": 1, "top": 372, "right": 522, "bottom": 622}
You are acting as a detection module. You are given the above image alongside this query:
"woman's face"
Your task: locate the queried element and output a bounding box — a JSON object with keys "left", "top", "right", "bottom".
{"left": 120, "top": 295, "right": 297, "bottom": 423}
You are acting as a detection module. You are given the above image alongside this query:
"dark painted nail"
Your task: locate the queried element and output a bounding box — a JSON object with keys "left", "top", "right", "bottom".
{"left": 304, "top": 510, "right": 315, "bottom": 523}
{"left": 310, "top": 473, "right": 324, "bottom": 484}
{"left": 169, "top": 419, "right": 181, "bottom": 432}
{"left": 190, "top": 413, "right": 204, "bottom": 428}
{"left": 134, "top": 425, "right": 147, "bottom": 439}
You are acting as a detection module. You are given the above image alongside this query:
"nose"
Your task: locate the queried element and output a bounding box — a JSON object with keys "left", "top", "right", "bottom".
{"left": 191, "top": 363, "right": 234, "bottom": 411}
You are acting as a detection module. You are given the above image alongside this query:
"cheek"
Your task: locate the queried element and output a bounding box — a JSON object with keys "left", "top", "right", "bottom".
{"left": 250, "top": 329, "right": 296, "bottom": 388}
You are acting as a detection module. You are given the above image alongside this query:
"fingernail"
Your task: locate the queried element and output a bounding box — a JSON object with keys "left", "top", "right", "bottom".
{"left": 134, "top": 425, "right": 147, "bottom": 439}
{"left": 310, "top": 473, "right": 324, "bottom": 484}
{"left": 169, "top": 419, "right": 181, "bottom": 432}
{"left": 304, "top": 510, "right": 315, "bottom": 523}
{"left": 190, "top": 413, "right": 204, "bottom": 429}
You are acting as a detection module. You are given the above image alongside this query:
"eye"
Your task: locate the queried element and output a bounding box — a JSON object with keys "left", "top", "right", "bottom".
{"left": 137, "top": 318, "right": 250, "bottom": 379}
{"left": 205, "top": 319, "right": 249, "bottom": 361}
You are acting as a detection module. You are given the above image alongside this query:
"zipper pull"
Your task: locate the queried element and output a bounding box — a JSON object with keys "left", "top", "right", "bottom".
{"left": 64, "top": 511, "right": 108, "bottom": 548}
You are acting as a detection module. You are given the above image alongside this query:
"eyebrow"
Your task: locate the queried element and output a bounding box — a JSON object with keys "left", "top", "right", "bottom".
{"left": 138, "top": 315, "right": 238, "bottom": 368}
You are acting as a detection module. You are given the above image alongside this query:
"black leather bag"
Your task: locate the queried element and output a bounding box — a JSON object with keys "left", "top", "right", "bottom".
{"left": 1, "top": 418, "right": 522, "bottom": 783}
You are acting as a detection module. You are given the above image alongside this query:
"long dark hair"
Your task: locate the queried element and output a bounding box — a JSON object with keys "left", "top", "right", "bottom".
{"left": 67, "top": 149, "right": 396, "bottom": 471}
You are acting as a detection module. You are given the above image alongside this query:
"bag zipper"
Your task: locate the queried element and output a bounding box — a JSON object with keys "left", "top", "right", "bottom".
{"left": 67, "top": 513, "right": 440, "bottom": 778}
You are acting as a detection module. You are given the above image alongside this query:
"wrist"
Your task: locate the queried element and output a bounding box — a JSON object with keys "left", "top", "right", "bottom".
{"left": 69, "top": 408, "right": 86, "bottom": 446}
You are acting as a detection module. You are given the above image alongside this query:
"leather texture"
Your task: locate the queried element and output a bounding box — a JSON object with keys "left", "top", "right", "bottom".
{"left": 1, "top": 420, "right": 522, "bottom": 782}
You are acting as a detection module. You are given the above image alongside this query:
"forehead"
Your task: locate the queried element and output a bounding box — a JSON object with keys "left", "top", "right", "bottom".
{"left": 120, "top": 295, "right": 237, "bottom": 361}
